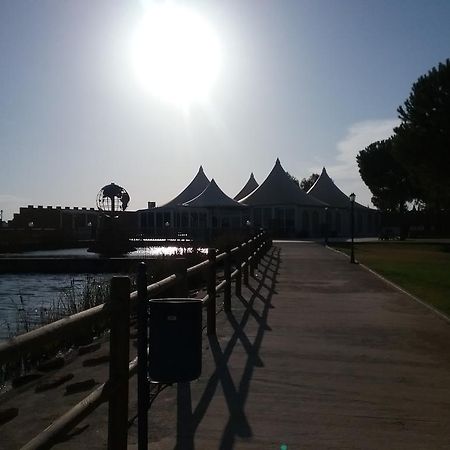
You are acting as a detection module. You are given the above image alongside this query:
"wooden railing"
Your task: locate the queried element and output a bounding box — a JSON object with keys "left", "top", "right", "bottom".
{"left": 0, "top": 231, "right": 272, "bottom": 450}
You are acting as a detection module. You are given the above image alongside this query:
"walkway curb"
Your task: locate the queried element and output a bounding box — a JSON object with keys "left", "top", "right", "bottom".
{"left": 327, "top": 244, "right": 450, "bottom": 325}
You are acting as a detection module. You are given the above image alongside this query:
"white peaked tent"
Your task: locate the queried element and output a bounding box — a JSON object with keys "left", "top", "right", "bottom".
{"left": 240, "top": 159, "right": 326, "bottom": 207}
{"left": 234, "top": 173, "right": 259, "bottom": 201}
{"left": 184, "top": 179, "right": 247, "bottom": 229}
{"left": 137, "top": 161, "right": 379, "bottom": 238}
{"left": 161, "top": 166, "right": 210, "bottom": 207}
{"left": 184, "top": 179, "right": 246, "bottom": 208}
{"left": 237, "top": 159, "right": 327, "bottom": 237}
{"left": 307, "top": 167, "right": 379, "bottom": 237}
{"left": 308, "top": 168, "right": 367, "bottom": 210}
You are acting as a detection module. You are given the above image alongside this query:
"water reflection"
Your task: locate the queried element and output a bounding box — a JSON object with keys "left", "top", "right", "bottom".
{"left": 1, "top": 246, "right": 206, "bottom": 258}
{"left": 0, "top": 274, "right": 110, "bottom": 340}
{"left": 0, "top": 246, "right": 206, "bottom": 340}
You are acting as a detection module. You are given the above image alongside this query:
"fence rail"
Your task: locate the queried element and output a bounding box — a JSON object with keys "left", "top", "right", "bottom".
{"left": 0, "top": 231, "right": 272, "bottom": 450}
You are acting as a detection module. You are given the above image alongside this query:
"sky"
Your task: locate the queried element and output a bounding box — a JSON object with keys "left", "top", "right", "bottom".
{"left": 1, "top": 0, "right": 450, "bottom": 220}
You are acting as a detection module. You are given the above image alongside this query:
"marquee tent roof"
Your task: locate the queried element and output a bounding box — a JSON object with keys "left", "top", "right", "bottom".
{"left": 184, "top": 179, "right": 245, "bottom": 208}
{"left": 308, "top": 168, "right": 369, "bottom": 209}
{"left": 240, "top": 159, "right": 327, "bottom": 207}
{"left": 161, "top": 166, "right": 210, "bottom": 207}
{"left": 234, "top": 173, "right": 259, "bottom": 201}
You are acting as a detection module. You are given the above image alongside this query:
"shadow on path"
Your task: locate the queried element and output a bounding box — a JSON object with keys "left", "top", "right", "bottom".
{"left": 175, "top": 247, "right": 281, "bottom": 450}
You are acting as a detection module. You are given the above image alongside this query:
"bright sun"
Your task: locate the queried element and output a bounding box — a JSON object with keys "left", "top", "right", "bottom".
{"left": 131, "top": 3, "right": 222, "bottom": 107}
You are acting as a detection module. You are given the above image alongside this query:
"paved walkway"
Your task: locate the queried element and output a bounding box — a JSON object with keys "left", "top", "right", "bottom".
{"left": 2, "top": 242, "right": 450, "bottom": 449}
{"left": 128, "top": 242, "right": 450, "bottom": 449}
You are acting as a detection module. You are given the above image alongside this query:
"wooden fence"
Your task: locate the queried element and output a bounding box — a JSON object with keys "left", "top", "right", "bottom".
{"left": 0, "top": 231, "right": 272, "bottom": 449}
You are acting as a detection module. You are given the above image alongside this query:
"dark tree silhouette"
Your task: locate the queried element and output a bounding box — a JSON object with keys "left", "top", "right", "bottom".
{"left": 286, "top": 172, "right": 300, "bottom": 187}
{"left": 300, "top": 173, "right": 319, "bottom": 192}
{"left": 357, "top": 139, "right": 414, "bottom": 212}
{"left": 394, "top": 59, "right": 450, "bottom": 209}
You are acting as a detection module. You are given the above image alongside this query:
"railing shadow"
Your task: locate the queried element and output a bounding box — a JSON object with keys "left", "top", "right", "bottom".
{"left": 175, "top": 246, "right": 281, "bottom": 450}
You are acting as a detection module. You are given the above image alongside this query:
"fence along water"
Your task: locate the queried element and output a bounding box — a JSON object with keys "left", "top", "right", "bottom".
{"left": 0, "top": 231, "right": 272, "bottom": 450}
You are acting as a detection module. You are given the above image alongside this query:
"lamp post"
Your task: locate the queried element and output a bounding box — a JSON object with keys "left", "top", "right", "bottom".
{"left": 324, "top": 207, "right": 329, "bottom": 246}
{"left": 165, "top": 221, "right": 170, "bottom": 243}
{"left": 87, "top": 221, "right": 94, "bottom": 239}
{"left": 349, "top": 193, "right": 356, "bottom": 263}
{"left": 28, "top": 221, "right": 34, "bottom": 247}
{"left": 245, "top": 220, "right": 251, "bottom": 239}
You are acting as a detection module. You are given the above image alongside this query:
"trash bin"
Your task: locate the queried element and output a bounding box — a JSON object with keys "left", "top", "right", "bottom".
{"left": 148, "top": 298, "right": 202, "bottom": 383}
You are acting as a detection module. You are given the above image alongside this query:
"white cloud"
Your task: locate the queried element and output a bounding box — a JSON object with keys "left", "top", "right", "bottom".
{"left": 312, "top": 118, "right": 400, "bottom": 207}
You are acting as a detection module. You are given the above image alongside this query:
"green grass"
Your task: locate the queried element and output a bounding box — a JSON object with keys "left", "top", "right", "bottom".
{"left": 332, "top": 242, "right": 450, "bottom": 316}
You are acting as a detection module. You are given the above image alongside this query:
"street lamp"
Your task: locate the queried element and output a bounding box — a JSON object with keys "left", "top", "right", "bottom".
{"left": 324, "top": 207, "right": 329, "bottom": 246}
{"left": 245, "top": 219, "right": 252, "bottom": 237}
{"left": 164, "top": 221, "right": 170, "bottom": 243}
{"left": 349, "top": 193, "right": 356, "bottom": 263}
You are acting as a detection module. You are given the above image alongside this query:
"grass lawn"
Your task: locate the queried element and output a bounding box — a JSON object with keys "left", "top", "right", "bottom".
{"left": 331, "top": 242, "right": 450, "bottom": 317}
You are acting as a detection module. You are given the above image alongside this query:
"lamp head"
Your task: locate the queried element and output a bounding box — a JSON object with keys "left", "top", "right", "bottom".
{"left": 349, "top": 193, "right": 356, "bottom": 203}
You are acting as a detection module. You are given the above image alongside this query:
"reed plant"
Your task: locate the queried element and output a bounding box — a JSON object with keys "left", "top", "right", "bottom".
{"left": 0, "top": 276, "right": 111, "bottom": 388}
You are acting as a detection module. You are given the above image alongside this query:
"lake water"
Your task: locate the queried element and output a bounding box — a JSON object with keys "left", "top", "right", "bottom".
{"left": 0, "top": 273, "right": 111, "bottom": 340}
{"left": 0, "top": 246, "right": 205, "bottom": 340}
{"left": 1, "top": 245, "right": 202, "bottom": 258}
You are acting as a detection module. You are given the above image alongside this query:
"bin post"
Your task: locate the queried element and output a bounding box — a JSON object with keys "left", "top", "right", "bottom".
{"left": 108, "top": 276, "right": 130, "bottom": 450}
{"left": 235, "top": 244, "right": 242, "bottom": 296}
{"left": 224, "top": 248, "right": 231, "bottom": 312}
{"left": 207, "top": 248, "right": 216, "bottom": 335}
{"left": 137, "top": 263, "right": 149, "bottom": 450}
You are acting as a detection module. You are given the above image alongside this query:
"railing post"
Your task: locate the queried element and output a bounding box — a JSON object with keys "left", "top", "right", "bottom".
{"left": 207, "top": 248, "right": 217, "bottom": 335}
{"left": 250, "top": 237, "right": 256, "bottom": 278}
{"left": 172, "top": 258, "right": 188, "bottom": 297}
{"left": 256, "top": 234, "right": 264, "bottom": 265}
{"left": 264, "top": 232, "right": 270, "bottom": 253}
{"left": 224, "top": 248, "right": 231, "bottom": 312}
{"left": 254, "top": 237, "right": 261, "bottom": 267}
{"left": 235, "top": 244, "right": 242, "bottom": 296}
{"left": 137, "top": 263, "right": 149, "bottom": 450}
{"left": 243, "top": 242, "right": 249, "bottom": 286}
{"left": 108, "top": 276, "right": 131, "bottom": 450}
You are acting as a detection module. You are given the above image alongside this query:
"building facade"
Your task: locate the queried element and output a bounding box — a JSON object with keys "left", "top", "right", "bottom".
{"left": 138, "top": 159, "right": 380, "bottom": 238}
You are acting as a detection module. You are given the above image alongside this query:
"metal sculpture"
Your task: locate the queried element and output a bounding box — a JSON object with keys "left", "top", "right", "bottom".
{"left": 96, "top": 183, "right": 130, "bottom": 216}
{"left": 89, "top": 183, "right": 134, "bottom": 256}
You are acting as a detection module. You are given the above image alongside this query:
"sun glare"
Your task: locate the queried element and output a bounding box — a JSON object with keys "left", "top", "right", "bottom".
{"left": 131, "top": 4, "right": 222, "bottom": 107}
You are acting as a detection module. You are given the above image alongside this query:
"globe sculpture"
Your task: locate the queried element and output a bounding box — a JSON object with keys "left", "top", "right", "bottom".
{"left": 96, "top": 183, "right": 130, "bottom": 217}
{"left": 89, "top": 182, "right": 134, "bottom": 256}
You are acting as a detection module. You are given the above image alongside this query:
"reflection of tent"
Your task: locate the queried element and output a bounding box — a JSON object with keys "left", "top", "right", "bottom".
{"left": 161, "top": 166, "right": 210, "bottom": 207}
{"left": 308, "top": 167, "right": 369, "bottom": 209}
{"left": 184, "top": 179, "right": 245, "bottom": 208}
{"left": 234, "top": 173, "right": 259, "bottom": 201}
{"left": 240, "top": 159, "right": 327, "bottom": 206}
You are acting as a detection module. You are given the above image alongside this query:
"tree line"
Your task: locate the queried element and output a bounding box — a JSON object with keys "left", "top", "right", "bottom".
{"left": 357, "top": 59, "right": 450, "bottom": 216}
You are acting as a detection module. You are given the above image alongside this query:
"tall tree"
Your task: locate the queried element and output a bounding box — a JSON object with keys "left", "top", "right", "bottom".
{"left": 394, "top": 59, "right": 450, "bottom": 209}
{"left": 300, "top": 173, "right": 319, "bottom": 192}
{"left": 357, "top": 138, "right": 414, "bottom": 212}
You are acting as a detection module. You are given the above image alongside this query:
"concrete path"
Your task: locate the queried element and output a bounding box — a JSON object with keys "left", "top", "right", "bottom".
{"left": 131, "top": 242, "right": 450, "bottom": 449}
{"left": 2, "top": 242, "right": 450, "bottom": 449}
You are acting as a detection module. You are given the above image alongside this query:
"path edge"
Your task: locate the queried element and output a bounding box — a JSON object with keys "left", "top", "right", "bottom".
{"left": 326, "top": 244, "right": 450, "bottom": 326}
